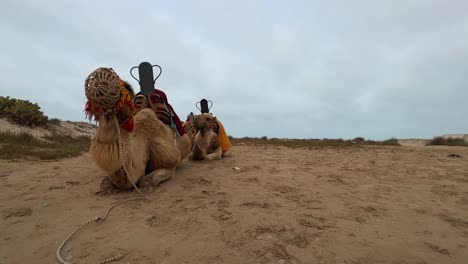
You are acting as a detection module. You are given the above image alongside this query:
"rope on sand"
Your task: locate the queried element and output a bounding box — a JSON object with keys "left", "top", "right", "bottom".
{"left": 56, "top": 116, "right": 150, "bottom": 264}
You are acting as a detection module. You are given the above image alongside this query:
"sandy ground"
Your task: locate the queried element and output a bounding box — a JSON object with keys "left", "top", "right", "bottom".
{"left": 1, "top": 144, "right": 468, "bottom": 264}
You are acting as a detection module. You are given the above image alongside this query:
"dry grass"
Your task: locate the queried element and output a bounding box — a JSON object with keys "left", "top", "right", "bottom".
{"left": 230, "top": 136, "right": 400, "bottom": 149}
{"left": 0, "top": 132, "right": 90, "bottom": 160}
{"left": 427, "top": 137, "right": 468, "bottom": 147}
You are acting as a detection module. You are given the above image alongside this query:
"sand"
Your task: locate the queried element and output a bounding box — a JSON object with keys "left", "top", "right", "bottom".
{"left": 1, "top": 144, "right": 468, "bottom": 264}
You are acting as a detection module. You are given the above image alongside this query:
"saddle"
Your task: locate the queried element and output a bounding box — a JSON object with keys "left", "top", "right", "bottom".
{"left": 130, "top": 62, "right": 185, "bottom": 136}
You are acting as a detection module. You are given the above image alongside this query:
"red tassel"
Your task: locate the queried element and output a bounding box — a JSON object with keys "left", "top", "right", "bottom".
{"left": 121, "top": 116, "right": 134, "bottom": 132}
{"left": 84, "top": 101, "right": 92, "bottom": 113}
{"left": 84, "top": 101, "right": 93, "bottom": 120}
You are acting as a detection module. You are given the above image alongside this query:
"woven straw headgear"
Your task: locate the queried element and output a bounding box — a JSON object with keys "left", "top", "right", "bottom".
{"left": 84, "top": 67, "right": 122, "bottom": 109}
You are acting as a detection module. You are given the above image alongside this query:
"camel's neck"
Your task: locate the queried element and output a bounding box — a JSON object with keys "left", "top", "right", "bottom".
{"left": 94, "top": 117, "right": 120, "bottom": 144}
{"left": 199, "top": 127, "right": 210, "bottom": 136}
{"left": 90, "top": 117, "right": 130, "bottom": 179}
{"left": 177, "top": 133, "right": 194, "bottom": 160}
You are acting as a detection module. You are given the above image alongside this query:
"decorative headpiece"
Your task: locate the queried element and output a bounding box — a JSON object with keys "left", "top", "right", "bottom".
{"left": 83, "top": 67, "right": 136, "bottom": 131}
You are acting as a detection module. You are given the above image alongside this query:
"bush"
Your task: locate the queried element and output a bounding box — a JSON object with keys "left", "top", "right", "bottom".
{"left": 230, "top": 137, "right": 401, "bottom": 148}
{"left": 0, "top": 96, "right": 16, "bottom": 111}
{"left": 353, "top": 137, "right": 365, "bottom": 142}
{"left": 0, "top": 96, "right": 49, "bottom": 127}
{"left": 381, "top": 138, "right": 400, "bottom": 146}
{"left": 48, "top": 118, "right": 61, "bottom": 125}
{"left": 427, "top": 137, "right": 468, "bottom": 147}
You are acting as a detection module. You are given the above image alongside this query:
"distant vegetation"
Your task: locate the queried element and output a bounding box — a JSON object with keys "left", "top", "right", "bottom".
{"left": 229, "top": 136, "right": 400, "bottom": 148}
{"left": 426, "top": 137, "right": 468, "bottom": 147}
{"left": 0, "top": 96, "right": 62, "bottom": 127}
{"left": 48, "top": 118, "right": 61, "bottom": 125}
{"left": 0, "top": 131, "right": 90, "bottom": 160}
{"left": 0, "top": 96, "right": 93, "bottom": 160}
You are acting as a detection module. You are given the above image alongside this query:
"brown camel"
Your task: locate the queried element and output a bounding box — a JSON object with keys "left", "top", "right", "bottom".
{"left": 183, "top": 117, "right": 197, "bottom": 146}
{"left": 132, "top": 93, "right": 194, "bottom": 163}
{"left": 188, "top": 113, "right": 222, "bottom": 161}
{"left": 84, "top": 68, "right": 193, "bottom": 190}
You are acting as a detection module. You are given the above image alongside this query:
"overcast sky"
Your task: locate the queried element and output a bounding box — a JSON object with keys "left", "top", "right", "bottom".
{"left": 1, "top": 0, "right": 467, "bottom": 139}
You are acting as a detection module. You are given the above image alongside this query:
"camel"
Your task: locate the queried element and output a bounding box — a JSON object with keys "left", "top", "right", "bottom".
{"left": 188, "top": 112, "right": 223, "bottom": 161}
{"left": 132, "top": 91, "right": 194, "bottom": 163}
{"left": 84, "top": 67, "right": 193, "bottom": 190}
{"left": 183, "top": 116, "right": 197, "bottom": 145}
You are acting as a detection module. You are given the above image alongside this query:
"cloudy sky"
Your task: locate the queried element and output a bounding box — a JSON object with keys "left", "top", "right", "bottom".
{"left": 1, "top": 0, "right": 467, "bottom": 139}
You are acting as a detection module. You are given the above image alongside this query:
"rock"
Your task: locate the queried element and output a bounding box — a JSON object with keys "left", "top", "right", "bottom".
{"left": 145, "top": 215, "right": 155, "bottom": 221}
{"left": 355, "top": 217, "right": 366, "bottom": 223}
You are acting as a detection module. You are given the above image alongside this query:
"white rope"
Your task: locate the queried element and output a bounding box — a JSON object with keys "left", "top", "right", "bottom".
{"left": 113, "top": 116, "right": 151, "bottom": 200}
{"left": 55, "top": 197, "right": 145, "bottom": 264}
{"left": 56, "top": 115, "right": 151, "bottom": 264}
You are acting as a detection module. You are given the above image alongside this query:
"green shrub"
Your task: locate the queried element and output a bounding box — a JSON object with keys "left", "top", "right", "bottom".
{"left": 353, "top": 137, "right": 365, "bottom": 142}
{"left": 381, "top": 138, "right": 400, "bottom": 146}
{"left": 230, "top": 137, "right": 401, "bottom": 148}
{"left": 427, "top": 137, "right": 468, "bottom": 147}
{"left": 48, "top": 118, "right": 61, "bottom": 125}
{"left": 0, "top": 96, "right": 49, "bottom": 127}
{"left": 0, "top": 96, "right": 16, "bottom": 113}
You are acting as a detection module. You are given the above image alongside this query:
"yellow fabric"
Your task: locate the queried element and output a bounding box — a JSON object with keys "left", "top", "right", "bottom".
{"left": 114, "top": 86, "right": 136, "bottom": 112}
{"left": 216, "top": 120, "right": 231, "bottom": 153}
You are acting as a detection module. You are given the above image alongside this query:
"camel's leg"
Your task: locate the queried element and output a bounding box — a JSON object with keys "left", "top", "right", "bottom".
{"left": 139, "top": 168, "right": 175, "bottom": 188}
{"left": 190, "top": 145, "right": 205, "bottom": 161}
{"left": 154, "top": 168, "right": 176, "bottom": 182}
{"left": 96, "top": 176, "right": 120, "bottom": 195}
{"left": 206, "top": 148, "right": 222, "bottom": 160}
{"left": 107, "top": 165, "right": 145, "bottom": 190}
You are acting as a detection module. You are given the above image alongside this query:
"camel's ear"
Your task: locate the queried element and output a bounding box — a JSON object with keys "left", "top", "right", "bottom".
{"left": 187, "top": 112, "right": 194, "bottom": 123}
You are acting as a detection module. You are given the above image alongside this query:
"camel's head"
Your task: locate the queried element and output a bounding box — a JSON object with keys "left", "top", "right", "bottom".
{"left": 193, "top": 113, "right": 217, "bottom": 130}
{"left": 183, "top": 120, "right": 196, "bottom": 142}
{"left": 84, "top": 67, "right": 136, "bottom": 132}
{"left": 183, "top": 112, "right": 197, "bottom": 139}
{"left": 183, "top": 114, "right": 197, "bottom": 134}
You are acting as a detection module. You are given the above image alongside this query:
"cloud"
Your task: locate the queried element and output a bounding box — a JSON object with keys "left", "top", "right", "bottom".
{"left": 1, "top": 0, "right": 467, "bottom": 139}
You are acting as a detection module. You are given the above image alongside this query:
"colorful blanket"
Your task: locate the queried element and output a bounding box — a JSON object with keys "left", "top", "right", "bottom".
{"left": 136, "top": 89, "right": 185, "bottom": 136}
{"left": 216, "top": 120, "right": 232, "bottom": 154}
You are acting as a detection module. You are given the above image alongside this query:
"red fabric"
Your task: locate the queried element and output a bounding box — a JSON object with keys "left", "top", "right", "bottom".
{"left": 84, "top": 101, "right": 103, "bottom": 121}
{"left": 149, "top": 89, "right": 186, "bottom": 136}
{"left": 121, "top": 116, "right": 134, "bottom": 132}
